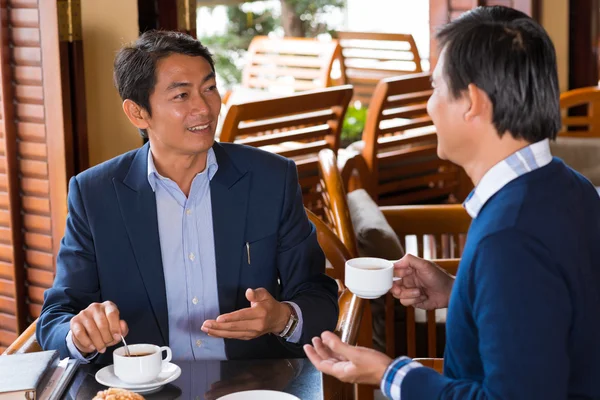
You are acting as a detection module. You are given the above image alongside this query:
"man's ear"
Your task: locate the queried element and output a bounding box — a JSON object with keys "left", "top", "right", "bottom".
{"left": 464, "top": 83, "right": 492, "bottom": 123}
{"left": 122, "top": 99, "right": 150, "bottom": 130}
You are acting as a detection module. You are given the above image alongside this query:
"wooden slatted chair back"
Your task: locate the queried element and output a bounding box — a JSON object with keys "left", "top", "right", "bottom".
{"left": 242, "top": 36, "right": 343, "bottom": 93}
{"left": 337, "top": 31, "right": 422, "bottom": 106}
{"left": 220, "top": 86, "right": 353, "bottom": 213}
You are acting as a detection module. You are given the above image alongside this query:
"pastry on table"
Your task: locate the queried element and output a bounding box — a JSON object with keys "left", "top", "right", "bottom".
{"left": 92, "top": 387, "right": 145, "bottom": 400}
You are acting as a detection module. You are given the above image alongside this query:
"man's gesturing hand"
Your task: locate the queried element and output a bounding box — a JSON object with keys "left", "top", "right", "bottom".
{"left": 201, "top": 288, "right": 291, "bottom": 340}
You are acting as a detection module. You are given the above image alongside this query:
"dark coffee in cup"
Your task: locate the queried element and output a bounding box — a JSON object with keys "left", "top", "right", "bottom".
{"left": 124, "top": 352, "right": 153, "bottom": 357}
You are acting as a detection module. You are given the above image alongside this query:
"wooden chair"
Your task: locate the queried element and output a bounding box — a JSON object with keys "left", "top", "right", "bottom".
{"left": 318, "top": 148, "right": 471, "bottom": 359}
{"left": 242, "top": 36, "right": 344, "bottom": 93}
{"left": 1, "top": 318, "right": 41, "bottom": 355}
{"left": 220, "top": 85, "right": 353, "bottom": 213}
{"left": 559, "top": 86, "right": 600, "bottom": 137}
{"left": 336, "top": 31, "right": 422, "bottom": 106}
{"left": 307, "top": 208, "right": 373, "bottom": 400}
{"left": 359, "top": 73, "right": 468, "bottom": 205}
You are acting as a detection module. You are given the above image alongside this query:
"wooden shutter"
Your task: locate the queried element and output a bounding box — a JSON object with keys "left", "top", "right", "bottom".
{"left": 429, "top": 0, "right": 539, "bottom": 67}
{"left": 0, "top": 0, "right": 86, "bottom": 351}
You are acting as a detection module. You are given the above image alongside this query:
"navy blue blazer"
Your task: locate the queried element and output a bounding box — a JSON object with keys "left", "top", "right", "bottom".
{"left": 37, "top": 142, "right": 338, "bottom": 363}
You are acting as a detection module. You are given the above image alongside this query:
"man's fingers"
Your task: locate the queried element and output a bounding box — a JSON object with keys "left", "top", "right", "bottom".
{"left": 203, "top": 320, "right": 260, "bottom": 332}
{"left": 202, "top": 327, "right": 257, "bottom": 340}
{"left": 393, "top": 266, "right": 413, "bottom": 278}
{"left": 92, "top": 312, "right": 114, "bottom": 345}
{"left": 103, "top": 303, "right": 122, "bottom": 341}
{"left": 312, "top": 337, "right": 346, "bottom": 362}
{"left": 81, "top": 318, "right": 107, "bottom": 353}
{"left": 71, "top": 321, "right": 94, "bottom": 352}
{"left": 391, "top": 286, "right": 421, "bottom": 299}
{"left": 399, "top": 295, "right": 428, "bottom": 307}
{"left": 214, "top": 307, "right": 258, "bottom": 323}
{"left": 120, "top": 320, "right": 129, "bottom": 338}
{"left": 321, "top": 331, "right": 361, "bottom": 361}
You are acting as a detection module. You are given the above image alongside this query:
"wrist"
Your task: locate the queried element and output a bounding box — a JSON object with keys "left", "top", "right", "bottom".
{"left": 274, "top": 302, "right": 292, "bottom": 334}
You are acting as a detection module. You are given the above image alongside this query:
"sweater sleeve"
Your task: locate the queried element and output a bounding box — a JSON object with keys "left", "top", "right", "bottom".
{"left": 394, "top": 229, "right": 571, "bottom": 400}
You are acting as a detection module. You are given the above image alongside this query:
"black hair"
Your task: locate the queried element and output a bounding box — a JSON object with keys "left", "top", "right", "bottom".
{"left": 436, "top": 6, "right": 561, "bottom": 142}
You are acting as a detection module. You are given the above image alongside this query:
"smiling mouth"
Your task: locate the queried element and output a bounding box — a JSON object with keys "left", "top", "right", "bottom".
{"left": 187, "top": 123, "right": 211, "bottom": 132}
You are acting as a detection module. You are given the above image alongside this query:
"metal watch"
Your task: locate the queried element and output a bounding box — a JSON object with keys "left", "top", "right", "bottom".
{"left": 278, "top": 303, "right": 299, "bottom": 339}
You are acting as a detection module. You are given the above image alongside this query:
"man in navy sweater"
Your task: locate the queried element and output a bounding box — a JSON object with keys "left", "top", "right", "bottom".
{"left": 304, "top": 6, "right": 600, "bottom": 399}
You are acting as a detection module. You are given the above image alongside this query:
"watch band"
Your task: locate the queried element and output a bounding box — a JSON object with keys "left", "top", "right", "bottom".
{"left": 278, "top": 303, "right": 299, "bottom": 339}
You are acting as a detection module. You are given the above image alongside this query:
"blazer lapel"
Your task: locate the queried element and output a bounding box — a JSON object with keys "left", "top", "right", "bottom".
{"left": 114, "top": 144, "right": 169, "bottom": 345}
{"left": 211, "top": 143, "right": 250, "bottom": 315}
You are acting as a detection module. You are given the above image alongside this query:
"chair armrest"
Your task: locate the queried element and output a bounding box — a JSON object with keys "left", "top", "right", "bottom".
{"left": 335, "top": 289, "right": 366, "bottom": 346}
{"left": 413, "top": 357, "right": 444, "bottom": 373}
{"left": 380, "top": 204, "right": 471, "bottom": 237}
{"left": 337, "top": 151, "right": 373, "bottom": 194}
{"left": 2, "top": 318, "right": 42, "bottom": 356}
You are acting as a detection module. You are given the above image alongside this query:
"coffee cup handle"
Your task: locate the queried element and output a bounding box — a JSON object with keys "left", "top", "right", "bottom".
{"left": 160, "top": 346, "right": 172, "bottom": 368}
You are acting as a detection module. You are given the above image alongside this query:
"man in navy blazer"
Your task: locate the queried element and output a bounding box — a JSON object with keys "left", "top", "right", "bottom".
{"left": 36, "top": 30, "right": 338, "bottom": 363}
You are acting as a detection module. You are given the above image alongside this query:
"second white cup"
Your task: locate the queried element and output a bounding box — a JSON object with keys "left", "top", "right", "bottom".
{"left": 345, "top": 257, "right": 395, "bottom": 299}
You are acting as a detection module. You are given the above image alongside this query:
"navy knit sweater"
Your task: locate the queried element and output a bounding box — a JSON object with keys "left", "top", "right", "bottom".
{"left": 402, "top": 159, "right": 600, "bottom": 399}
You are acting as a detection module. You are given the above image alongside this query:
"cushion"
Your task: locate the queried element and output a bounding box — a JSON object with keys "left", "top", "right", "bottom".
{"left": 551, "top": 137, "right": 600, "bottom": 186}
{"left": 347, "top": 189, "right": 405, "bottom": 260}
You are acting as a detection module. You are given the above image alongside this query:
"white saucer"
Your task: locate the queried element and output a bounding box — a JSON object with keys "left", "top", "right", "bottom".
{"left": 217, "top": 390, "right": 300, "bottom": 400}
{"left": 95, "top": 362, "right": 181, "bottom": 394}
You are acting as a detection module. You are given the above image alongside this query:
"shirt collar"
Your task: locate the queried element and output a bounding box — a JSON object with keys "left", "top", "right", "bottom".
{"left": 463, "top": 139, "right": 553, "bottom": 218}
{"left": 147, "top": 146, "right": 219, "bottom": 192}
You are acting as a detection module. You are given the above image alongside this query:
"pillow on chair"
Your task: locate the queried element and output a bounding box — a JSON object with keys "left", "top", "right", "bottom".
{"left": 551, "top": 137, "right": 600, "bottom": 186}
{"left": 347, "top": 189, "right": 405, "bottom": 260}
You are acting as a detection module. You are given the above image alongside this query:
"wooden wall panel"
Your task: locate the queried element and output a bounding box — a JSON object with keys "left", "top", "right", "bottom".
{"left": 0, "top": 0, "right": 27, "bottom": 348}
{"left": 0, "top": 0, "right": 74, "bottom": 349}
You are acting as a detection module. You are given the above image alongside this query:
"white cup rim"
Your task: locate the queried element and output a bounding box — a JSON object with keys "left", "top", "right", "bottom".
{"left": 346, "top": 257, "right": 393, "bottom": 270}
{"left": 113, "top": 343, "right": 160, "bottom": 358}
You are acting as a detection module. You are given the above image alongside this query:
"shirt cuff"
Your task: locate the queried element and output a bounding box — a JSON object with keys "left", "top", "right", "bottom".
{"left": 283, "top": 301, "right": 303, "bottom": 343}
{"left": 380, "top": 356, "right": 423, "bottom": 400}
{"left": 66, "top": 330, "right": 98, "bottom": 363}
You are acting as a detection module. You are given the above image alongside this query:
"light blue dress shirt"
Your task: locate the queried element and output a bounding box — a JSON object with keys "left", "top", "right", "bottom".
{"left": 66, "top": 147, "right": 302, "bottom": 362}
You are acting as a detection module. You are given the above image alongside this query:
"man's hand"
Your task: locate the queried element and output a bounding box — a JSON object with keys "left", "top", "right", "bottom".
{"left": 304, "top": 331, "right": 392, "bottom": 386}
{"left": 70, "top": 301, "right": 128, "bottom": 354}
{"left": 201, "top": 288, "right": 290, "bottom": 340}
{"left": 391, "top": 254, "right": 455, "bottom": 310}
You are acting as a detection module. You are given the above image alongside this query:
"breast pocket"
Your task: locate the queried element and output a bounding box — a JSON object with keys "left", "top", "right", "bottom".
{"left": 240, "top": 233, "right": 278, "bottom": 288}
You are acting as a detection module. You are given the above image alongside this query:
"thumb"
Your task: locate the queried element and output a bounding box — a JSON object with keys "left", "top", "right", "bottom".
{"left": 246, "top": 288, "right": 270, "bottom": 303}
{"left": 321, "top": 331, "right": 362, "bottom": 361}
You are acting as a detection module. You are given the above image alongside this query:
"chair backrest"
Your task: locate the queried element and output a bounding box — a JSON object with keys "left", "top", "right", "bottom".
{"left": 337, "top": 31, "right": 422, "bottom": 106}
{"left": 362, "top": 72, "right": 462, "bottom": 205}
{"left": 380, "top": 205, "right": 470, "bottom": 358}
{"left": 242, "top": 36, "right": 343, "bottom": 93}
{"left": 318, "top": 149, "right": 358, "bottom": 257}
{"left": 220, "top": 86, "right": 353, "bottom": 213}
{"left": 559, "top": 86, "right": 600, "bottom": 137}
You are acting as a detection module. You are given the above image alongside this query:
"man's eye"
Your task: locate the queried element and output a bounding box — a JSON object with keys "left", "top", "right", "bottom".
{"left": 175, "top": 93, "right": 188, "bottom": 99}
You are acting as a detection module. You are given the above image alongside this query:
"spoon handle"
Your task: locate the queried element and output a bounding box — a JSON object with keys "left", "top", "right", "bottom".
{"left": 120, "top": 335, "right": 131, "bottom": 357}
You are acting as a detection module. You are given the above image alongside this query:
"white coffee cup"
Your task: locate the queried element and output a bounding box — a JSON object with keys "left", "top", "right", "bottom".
{"left": 113, "top": 343, "right": 172, "bottom": 384}
{"left": 345, "top": 257, "right": 396, "bottom": 299}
